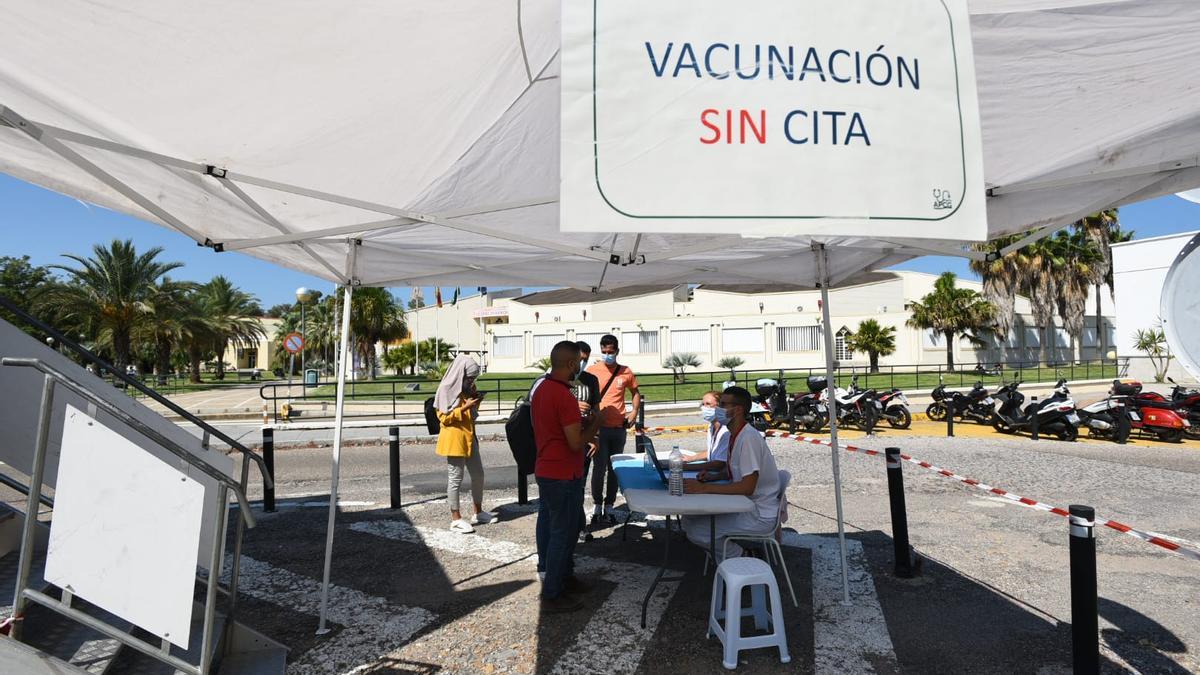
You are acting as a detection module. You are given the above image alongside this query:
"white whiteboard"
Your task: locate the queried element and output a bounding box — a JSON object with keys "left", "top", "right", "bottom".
{"left": 45, "top": 405, "right": 206, "bottom": 649}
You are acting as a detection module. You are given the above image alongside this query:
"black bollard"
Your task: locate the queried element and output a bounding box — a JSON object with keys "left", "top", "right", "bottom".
{"left": 388, "top": 426, "right": 401, "bottom": 509}
{"left": 1069, "top": 504, "right": 1099, "bottom": 674}
{"left": 262, "top": 428, "right": 276, "bottom": 513}
{"left": 885, "top": 448, "right": 921, "bottom": 578}
{"left": 1031, "top": 396, "right": 1040, "bottom": 441}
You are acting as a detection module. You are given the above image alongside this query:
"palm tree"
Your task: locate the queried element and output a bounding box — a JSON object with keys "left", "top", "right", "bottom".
{"left": 38, "top": 239, "right": 183, "bottom": 370}
{"left": 905, "top": 272, "right": 995, "bottom": 371}
{"left": 180, "top": 290, "right": 219, "bottom": 383}
{"left": 969, "top": 233, "right": 1030, "bottom": 349}
{"left": 845, "top": 319, "right": 896, "bottom": 373}
{"left": 717, "top": 356, "right": 744, "bottom": 380}
{"left": 664, "top": 352, "right": 702, "bottom": 383}
{"left": 134, "top": 277, "right": 199, "bottom": 383}
{"left": 349, "top": 287, "right": 407, "bottom": 380}
{"left": 200, "top": 276, "right": 265, "bottom": 380}
{"left": 1052, "top": 231, "right": 1106, "bottom": 363}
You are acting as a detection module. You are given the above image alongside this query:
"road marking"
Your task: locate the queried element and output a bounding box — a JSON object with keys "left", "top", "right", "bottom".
{"left": 782, "top": 532, "right": 897, "bottom": 674}
{"left": 227, "top": 555, "right": 435, "bottom": 675}
{"left": 350, "top": 519, "right": 679, "bottom": 674}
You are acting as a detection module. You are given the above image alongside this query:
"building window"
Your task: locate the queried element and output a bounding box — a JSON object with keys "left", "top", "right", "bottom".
{"left": 623, "top": 331, "right": 659, "bottom": 354}
{"left": 575, "top": 333, "right": 606, "bottom": 350}
{"left": 1024, "top": 327, "right": 1041, "bottom": 347}
{"left": 835, "top": 328, "right": 854, "bottom": 362}
{"left": 671, "top": 329, "right": 708, "bottom": 353}
{"left": 492, "top": 335, "right": 523, "bottom": 358}
{"left": 532, "top": 334, "right": 564, "bottom": 358}
{"left": 921, "top": 329, "right": 943, "bottom": 349}
{"left": 776, "top": 326, "right": 820, "bottom": 352}
{"left": 722, "top": 327, "right": 764, "bottom": 353}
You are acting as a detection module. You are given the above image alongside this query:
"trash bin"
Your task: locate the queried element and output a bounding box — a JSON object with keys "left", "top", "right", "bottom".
{"left": 304, "top": 369, "right": 319, "bottom": 386}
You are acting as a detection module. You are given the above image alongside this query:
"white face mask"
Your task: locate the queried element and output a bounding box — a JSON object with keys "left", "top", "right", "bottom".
{"left": 579, "top": 359, "right": 588, "bottom": 373}
{"left": 712, "top": 407, "right": 730, "bottom": 425}
{"left": 699, "top": 406, "right": 717, "bottom": 422}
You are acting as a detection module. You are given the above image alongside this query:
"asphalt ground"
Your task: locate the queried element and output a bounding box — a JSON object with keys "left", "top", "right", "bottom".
{"left": 224, "top": 429, "right": 1200, "bottom": 673}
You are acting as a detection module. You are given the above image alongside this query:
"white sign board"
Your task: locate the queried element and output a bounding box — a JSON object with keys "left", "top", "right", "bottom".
{"left": 561, "top": 0, "right": 986, "bottom": 240}
{"left": 45, "top": 405, "right": 206, "bottom": 649}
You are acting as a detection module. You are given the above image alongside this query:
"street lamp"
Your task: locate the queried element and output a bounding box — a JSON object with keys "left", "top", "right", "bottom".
{"left": 296, "top": 287, "right": 315, "bottom": 383}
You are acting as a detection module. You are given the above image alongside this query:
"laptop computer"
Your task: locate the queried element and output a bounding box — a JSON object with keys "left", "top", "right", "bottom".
{"left": 636, "top": 434, "right": 707, "bottom": 485}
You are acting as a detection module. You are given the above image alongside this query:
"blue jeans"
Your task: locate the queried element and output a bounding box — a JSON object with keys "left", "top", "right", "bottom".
{"left": 536, "top": 476, "right": 583, "bottom": 599}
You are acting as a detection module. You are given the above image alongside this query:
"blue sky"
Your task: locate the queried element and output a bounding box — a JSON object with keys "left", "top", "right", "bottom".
{"left": 1, "top": 172, "right": 1198, "bottom": 307}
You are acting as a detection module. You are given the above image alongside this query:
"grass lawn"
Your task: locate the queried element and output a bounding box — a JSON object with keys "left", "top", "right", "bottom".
{"left": 297, "top": 362, "right": 1119, "bottom": 408}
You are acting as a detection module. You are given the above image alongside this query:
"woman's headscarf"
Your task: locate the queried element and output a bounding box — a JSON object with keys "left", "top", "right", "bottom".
{"left": 434, "top": 354, "right": 481, "bottom": 413}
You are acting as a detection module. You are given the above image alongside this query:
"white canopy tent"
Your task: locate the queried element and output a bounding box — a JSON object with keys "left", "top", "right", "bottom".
{"left": 1, "top": 0, "right": 1198, "bottom": 630}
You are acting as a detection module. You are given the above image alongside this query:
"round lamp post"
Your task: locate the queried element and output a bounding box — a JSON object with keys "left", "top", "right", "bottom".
{"left": 296, "top": 287, "right": 315, "bottom": 383}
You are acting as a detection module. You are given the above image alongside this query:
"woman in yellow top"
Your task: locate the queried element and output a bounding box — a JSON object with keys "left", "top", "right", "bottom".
{"left": 435, "top": 354, "right": 491, "bottom": 533}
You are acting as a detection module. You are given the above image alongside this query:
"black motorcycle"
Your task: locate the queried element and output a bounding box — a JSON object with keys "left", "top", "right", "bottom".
{"left": 991, "top": 379, "right": 1081, "bottom": 441}
{"left": 927, "top": 379, "right": 996, "bottom": 424}
{"left": 788, "top": 375, "right": 829, "bottom": 433}
{"left": 750, "top": 377, "right": 791, "bottom": 432}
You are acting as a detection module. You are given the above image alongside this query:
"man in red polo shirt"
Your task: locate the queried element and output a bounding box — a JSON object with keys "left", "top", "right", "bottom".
{"left": 533, "top": 340, "right": 601, "bottom": 612}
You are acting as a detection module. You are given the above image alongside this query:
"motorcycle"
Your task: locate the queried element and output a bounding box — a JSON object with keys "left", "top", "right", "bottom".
{"left": 1164, "top": 377, "right": 1200, "bottom": 439}
{"left": 820, "top": 375, "right": 878, "bottom": 432}
{"left": 1116, "top": 380, "right": 1191, "bottom": 443}
{"left": 927, "top": 378, "right": 996, "bottom": 424}
{"left": 749, "top": 377, "right": 791, "bottom": 432}
{"left": 991, "top": 379, "right": 1082, "bottom": 441}
{"left": 1074, "top": 382, "right": 1133, "bottom": 443}
{"left": 788, "top": 375, "right": 830, "bottom": 433}
{"left": 876, "top": 388, "right": 913, "bottom": 429}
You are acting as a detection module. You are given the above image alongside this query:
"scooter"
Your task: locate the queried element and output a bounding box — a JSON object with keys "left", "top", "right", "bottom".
{"left": 788, "top": 375, "right": 830, "bottom": 433}
{"left": 1164, "top": 377, "right": 1200, "bottom": 439}
{"left": 749, "top": 377, "right": 791, "bottom": 432}
{"left": 1074, "top": 382, "right": 1133, "bottom": 443}
{"left": 1117, "top": 380, "right": 1191, "bottom": 443}
{"left": 876, "top": 388, "right": 913, "bottom": 429}
{"left": 991, "top": 379, "right": 1082, "bottom": 441}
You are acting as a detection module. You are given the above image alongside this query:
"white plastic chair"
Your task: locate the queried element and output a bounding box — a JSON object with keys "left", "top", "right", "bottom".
{"left": 707, "top": 557, "right": 791, "bottom": 669}
{"left": 704, "top": 470, "right": 797, "bottom": 607}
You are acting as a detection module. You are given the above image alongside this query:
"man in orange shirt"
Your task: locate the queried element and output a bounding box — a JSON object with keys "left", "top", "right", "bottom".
{"left": 585, "top": 334, "right": 642, "bottom": 525}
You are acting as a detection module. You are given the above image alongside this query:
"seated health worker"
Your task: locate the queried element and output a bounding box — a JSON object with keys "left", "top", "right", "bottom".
{"left": 681, "top": 386, "right": 782, "bottom": 561}
{"left": 682, "top": 390, "right": 730, "bottom": 480}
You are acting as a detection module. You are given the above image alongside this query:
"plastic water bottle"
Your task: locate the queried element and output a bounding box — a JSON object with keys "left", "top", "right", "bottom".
{"left": 644, "top": 445, "right": 654, "bottom": 469}
{"left": 668, "top": 445, "right": 684, "bottom": 496}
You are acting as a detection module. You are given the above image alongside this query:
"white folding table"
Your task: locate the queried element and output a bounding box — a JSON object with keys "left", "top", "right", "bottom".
{"left": 622, "top": 488, "right": 755, "bottom": 628}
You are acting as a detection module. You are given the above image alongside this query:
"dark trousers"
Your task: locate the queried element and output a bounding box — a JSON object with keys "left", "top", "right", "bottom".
{"left": 591, "top": 427, "right": 626, "bottom": 507}
{"left": 536, "top": 476, "right": 583, "bottom": 599}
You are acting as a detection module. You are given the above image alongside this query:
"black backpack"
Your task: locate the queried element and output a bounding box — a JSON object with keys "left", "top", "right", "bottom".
{"left": 505, "top": 399, "right": 537, "bottom": 475}
{"left": 423, "top": 397, "right": 440, "bottom": 435}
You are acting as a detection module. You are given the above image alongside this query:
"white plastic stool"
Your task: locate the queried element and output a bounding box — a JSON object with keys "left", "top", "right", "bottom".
{"left": 706, "top": 557, "right": 790, "bottom": 669}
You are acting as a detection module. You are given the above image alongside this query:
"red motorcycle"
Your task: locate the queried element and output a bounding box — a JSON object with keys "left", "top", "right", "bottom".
{"left": 1165, "top": 377, "right": 1200, "bottom": 439}
{"left": 1114, "top": 380, "right": 1191, "bottom": 443}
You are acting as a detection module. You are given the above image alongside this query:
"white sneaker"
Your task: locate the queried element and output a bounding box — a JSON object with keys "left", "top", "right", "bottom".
{"left": 470, "top": 512, "right": 493, "bottom": 525}
{"left": 450, "top": 519, "right": 475, "bottom": 534}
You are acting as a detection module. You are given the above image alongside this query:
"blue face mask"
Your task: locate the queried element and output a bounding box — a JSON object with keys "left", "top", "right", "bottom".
{"left": 712, "top": 407, "right": 730, "bottom": 425}
{"left": 603, "top": 353, "right": 617, "bottom": 365}
{"left": 699, "top": 406, "right": 717, "bottom": 422}
{"left": 579, "top": 359, "right": 588, "bottom": 374}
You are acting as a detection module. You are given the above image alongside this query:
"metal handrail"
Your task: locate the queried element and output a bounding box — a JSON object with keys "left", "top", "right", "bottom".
{"left": 0, "top": 471, "right": 55, "bottom": 508}
{"left": 0, "top": 294, "right": 272, "bottom": 490}
{"left": 1, "top": 357, "right": 256, "bottom": 528}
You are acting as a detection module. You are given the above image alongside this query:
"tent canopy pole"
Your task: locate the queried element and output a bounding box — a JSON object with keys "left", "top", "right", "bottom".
{"left": 818, "top": 244, "right": 853, "bottom": 606}
{"left": 317, "top": 241, "right": 359, "bottom": 634}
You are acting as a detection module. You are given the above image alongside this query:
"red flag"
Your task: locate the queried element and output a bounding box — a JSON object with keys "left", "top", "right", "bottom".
{"left": 435, "top": 287, "right": 443, "bottom": 308}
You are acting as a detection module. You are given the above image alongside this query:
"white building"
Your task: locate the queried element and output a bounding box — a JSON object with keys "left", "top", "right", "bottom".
{"left": 1112, "top": 231, "right": 1198, "bottom": 382}
{"left": 406, "top": 271, "right": 1115, "bottom": 375}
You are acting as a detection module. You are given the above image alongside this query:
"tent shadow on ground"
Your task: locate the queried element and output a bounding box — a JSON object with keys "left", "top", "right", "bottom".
{"left": 229, "top": 500, "right": 531, "bottom": 670}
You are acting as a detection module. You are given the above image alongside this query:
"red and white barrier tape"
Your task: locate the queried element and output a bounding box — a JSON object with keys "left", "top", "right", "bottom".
{"left": 764, "top": 430, "right": 1200, "bottom": 563}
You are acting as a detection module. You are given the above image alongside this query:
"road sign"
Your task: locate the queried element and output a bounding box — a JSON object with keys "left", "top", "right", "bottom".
{"left": 283, "top": 332, "right": 305, "bottom": 354}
